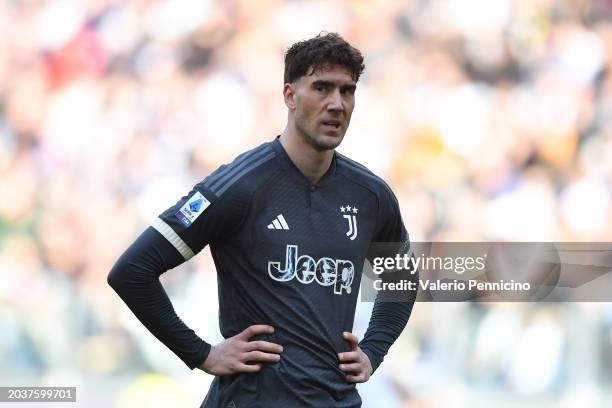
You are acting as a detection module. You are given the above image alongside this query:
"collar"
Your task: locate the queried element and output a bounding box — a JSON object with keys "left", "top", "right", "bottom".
{"left": 272, "top": 136, "right": 337, "bottom": 188}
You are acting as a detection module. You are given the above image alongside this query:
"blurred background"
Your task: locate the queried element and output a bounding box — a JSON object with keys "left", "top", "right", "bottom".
{"left": 1, "top": 0, "right": 612, "bottom": 407}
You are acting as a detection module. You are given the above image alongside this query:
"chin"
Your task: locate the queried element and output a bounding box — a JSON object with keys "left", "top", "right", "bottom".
{"left": 312, "top": 134, "right": 344, "bottom": 151}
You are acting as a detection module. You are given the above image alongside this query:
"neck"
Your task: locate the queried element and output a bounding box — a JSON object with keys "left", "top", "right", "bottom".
{"left": 279, "top": 127, "right": 334, "bottom": 184}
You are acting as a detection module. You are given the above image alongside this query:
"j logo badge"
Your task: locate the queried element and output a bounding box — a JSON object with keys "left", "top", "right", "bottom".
{"left": 340, "top": 205, "right": 358, "bottom": 241}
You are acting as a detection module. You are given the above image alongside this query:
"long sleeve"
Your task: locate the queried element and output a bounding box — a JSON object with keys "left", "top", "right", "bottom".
{"left": 358, "top": 273, "right": 417, "bottom": 372}
{"left": 358, "top": 188, "right": 418, "bottom": 373}
{"left": 107, "top": 226, "right": 212, "bottom": 369}
{"left": 108, "top": 174, "right": 249, "bottom": 369}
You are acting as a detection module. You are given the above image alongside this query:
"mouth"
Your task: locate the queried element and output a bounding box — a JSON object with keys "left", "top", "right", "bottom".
{"left": 321, "top": 120, "right": 341, "bottom": 131}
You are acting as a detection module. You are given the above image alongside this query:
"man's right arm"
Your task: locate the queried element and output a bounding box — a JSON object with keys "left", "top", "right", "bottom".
{"left": 107, "top": 226, "right": 212, "bottom": 369}
{"left": 108, "top": 168, "right": 283, "bottom": 372}
{"left": 107, "top": 180, "right": 229, "bottom": 370}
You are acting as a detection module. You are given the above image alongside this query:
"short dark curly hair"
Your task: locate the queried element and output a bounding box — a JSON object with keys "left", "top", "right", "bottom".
{"left": 284, "top": 32, "right": 365, "bottom": 84}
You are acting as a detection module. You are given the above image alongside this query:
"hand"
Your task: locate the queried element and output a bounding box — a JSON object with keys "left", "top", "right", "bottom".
{"left": 337, "top": 332, "right": 373, "bottom": 383}
{"left": 199, "top": 325, "right": 283, "bottom": 376}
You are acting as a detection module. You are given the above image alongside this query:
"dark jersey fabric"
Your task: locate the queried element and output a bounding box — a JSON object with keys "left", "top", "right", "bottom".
{"left": 108, "top": 137, "right": 417, "bottom": 408}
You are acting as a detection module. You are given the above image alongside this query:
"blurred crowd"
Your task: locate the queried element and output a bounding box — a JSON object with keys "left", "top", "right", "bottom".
{"left": 1, "top": 0, "right": 612, "bottom": 407}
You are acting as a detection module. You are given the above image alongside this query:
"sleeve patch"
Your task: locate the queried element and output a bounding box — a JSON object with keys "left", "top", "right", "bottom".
{"left": 175, "top": 191, "right": 211, "bottom": 227}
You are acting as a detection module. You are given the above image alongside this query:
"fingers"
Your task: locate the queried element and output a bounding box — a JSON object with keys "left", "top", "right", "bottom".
{"left": 236, "top": 326, "right": 284, "bottom": 367}
{"left": 339, "top": 362, "right": 362, "bottom": 373}
{"left": 203, "top": 327, "right": 283, "bottom": 376}
{"left": 239, "top": 325, "right": 275, "bottom": 340}
{"left": 235, "top": 363, "right": 262, "bottom": 373}
{"left": 245, "top": 341, "right": 283, "bottom": 354}
{"left": 243, "top": 350, "right": 282, "bottom": 363}
{"left": 346, "top": 373, "right": 368, "bottom": 383}
{"left": 337, "top": 334, "right": 373, "bottom": 384}
{"left": 342, "top": 332, "right": 358, "bottom": 350}
{"left": 338, "top": 351, "right": 360, "bottom": 362}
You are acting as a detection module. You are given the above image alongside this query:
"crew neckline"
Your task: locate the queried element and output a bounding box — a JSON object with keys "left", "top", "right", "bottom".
{"left": 271, "top": 136, "right": 337, "bottom": 188}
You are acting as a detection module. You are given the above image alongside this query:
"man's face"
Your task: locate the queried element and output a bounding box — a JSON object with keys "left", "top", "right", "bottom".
{"left": 285, "top": 64, "right": 356, "bottom": 151}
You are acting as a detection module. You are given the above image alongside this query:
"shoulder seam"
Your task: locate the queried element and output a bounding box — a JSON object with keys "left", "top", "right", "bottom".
{"left": 203, "top": 145, "right": 276, "bottom": 197}
{"left": 336, "top": 154, "right": 399, "bottom": 241}
{"left": 336, "top": 153, "right": 393, "bottom": 193}
{"left": 215, "top": 151, "right": 276, "bottom": 195}
{"left": 203, "top": 143, "right": 272, "bottom": 193}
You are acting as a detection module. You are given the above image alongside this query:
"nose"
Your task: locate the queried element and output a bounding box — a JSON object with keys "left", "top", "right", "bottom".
{"left": 327, "top": 89, "right": 343, "bottom": 111}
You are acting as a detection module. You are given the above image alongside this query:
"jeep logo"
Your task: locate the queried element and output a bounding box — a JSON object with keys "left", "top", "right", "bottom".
{"left": 268, "top": 245, "right": 354, "bottom": 295}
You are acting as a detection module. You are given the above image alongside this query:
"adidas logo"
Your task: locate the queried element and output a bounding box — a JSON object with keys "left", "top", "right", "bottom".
{"left": 267, "top": 214, "right": 289, "bottom": 230}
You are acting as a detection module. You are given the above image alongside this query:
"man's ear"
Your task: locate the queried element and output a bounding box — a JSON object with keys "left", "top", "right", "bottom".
{"left": 283, "top": 82, "right": 296, "bottom": 110}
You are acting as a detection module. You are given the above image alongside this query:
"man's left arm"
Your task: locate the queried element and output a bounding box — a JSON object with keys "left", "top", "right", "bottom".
{"left": 356, "top": 189, "right": 418, "bottom": 376}
{"left": 358, "top": 278, "right": 417, "bottom": 374}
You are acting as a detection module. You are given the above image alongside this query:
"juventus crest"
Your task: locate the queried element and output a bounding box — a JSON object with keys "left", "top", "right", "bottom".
{"left": 340, "top": 205, "right": 358, "bottom": 240}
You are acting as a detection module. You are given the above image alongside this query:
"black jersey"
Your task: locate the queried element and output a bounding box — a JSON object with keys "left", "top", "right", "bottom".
{"left": 109, "top": 137, "right": 414, "bottom": 408}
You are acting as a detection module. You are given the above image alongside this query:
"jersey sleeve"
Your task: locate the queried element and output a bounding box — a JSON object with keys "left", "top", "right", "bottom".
{"left": 107, "top": 178, "right": 250, "bottom": 370}
{"left": 373, "top": 187, "right": 408, "bottom": 243}
{"left": 359, "top": 188, "right": 418, "bottom": 373}
{"left": 107, "top": 226, "right": 211, "bottom": 369}
{"left": 153, "top": 180, "right": 248, "bottom": 261}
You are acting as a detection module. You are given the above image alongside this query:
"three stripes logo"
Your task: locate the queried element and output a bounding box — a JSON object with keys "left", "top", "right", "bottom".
{"left": 268, "top": 214, "right": 290, "bottom": 230}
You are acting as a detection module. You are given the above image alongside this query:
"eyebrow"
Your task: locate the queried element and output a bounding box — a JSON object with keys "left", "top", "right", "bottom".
{"left": 311, "top": 80, "right": 356, "bottom": 92}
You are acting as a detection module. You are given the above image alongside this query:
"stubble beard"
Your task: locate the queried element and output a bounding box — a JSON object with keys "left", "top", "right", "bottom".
{"left": 295, "top": 119, "right": 345, "bottom": 152}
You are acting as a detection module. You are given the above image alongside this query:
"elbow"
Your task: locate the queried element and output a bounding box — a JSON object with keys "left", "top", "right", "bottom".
{"left": 107, "top": 269, "right": 116, "bottom": 290}
{"left": 107, "top": 258, "right": 126, "bottom": 292}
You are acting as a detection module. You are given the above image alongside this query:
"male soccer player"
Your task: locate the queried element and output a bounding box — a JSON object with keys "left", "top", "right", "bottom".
{"left": 108, "top": 32, "right": 417, "bottom": 407}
